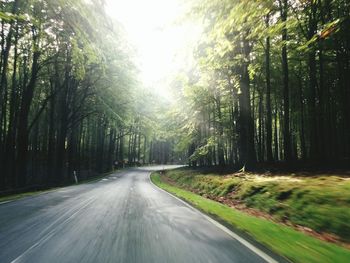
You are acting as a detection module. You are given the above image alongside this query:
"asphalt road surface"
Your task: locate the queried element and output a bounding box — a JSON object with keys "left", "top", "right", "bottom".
{"left": 0, "top": 166, "right": 283, "bottom": 263}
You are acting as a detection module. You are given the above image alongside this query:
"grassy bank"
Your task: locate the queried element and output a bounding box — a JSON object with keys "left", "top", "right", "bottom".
{"left": 161, "top": 168, "right": 350, "bottom": 243}
{"left": 151, "top": 171, "right": 350, "bottom": 263}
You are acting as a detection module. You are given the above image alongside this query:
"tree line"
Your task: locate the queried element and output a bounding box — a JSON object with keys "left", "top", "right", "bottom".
{"left": 0, "top": 0, "right": 173, "bottom": 191}
{"left": 171, "top": 0, "right": 350, "bottom": 168}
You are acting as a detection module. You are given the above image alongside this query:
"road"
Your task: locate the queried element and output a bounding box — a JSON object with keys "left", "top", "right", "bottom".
{"left": 0, "top": 166, "right": 283, "bottom": 263}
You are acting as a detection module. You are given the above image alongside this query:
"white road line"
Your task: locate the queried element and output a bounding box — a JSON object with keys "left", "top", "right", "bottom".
{"left": 148, "top": 173, "right": 279, "bottom": 263}
{"left": 10, "top": 197, "right": 95, "bottom": 263}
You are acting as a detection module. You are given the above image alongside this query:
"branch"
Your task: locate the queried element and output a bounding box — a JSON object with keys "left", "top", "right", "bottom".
{"left": 67, "top": 110, "right": 98, "bottom": 130}
{"left": 28, "top": 88, "right": 59, "bottom": 133}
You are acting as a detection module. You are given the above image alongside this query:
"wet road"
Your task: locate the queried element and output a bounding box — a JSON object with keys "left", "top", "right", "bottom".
{"left": 0, "top": 166, "right": 281, "bottom": 263}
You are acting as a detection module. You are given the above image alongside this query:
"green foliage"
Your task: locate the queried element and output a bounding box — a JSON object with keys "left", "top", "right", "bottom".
{"left": 163, "top": 168, "right": 350, "bottom": 243}
{"left": 152, "top": 171, "right": 350, "bottom": 263}
{"left": 0, "top": 0, "right": 151, "bottom": 187}
{"left": 167, "top": 0, "right": 350, "bottom": 165}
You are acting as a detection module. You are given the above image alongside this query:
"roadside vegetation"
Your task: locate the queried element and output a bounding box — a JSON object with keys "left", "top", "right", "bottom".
{"left": 157, "top": 168, "right": 350, "bottom": 243}
{"left": 151, "top": 169, "right": 350, "bottom": 262}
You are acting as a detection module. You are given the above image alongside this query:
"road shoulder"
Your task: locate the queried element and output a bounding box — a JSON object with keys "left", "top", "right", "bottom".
{"left": 150, "top": 171, "right": 350, "bottom": 263}
{"left": 149, "top": 171, "right": 288, "bottom": 263}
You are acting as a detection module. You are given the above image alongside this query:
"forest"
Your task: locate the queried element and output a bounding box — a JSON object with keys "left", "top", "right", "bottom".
{"left": 170, "top": 0, "right": 350, "bottom": 169}
{"left": 0, "top": 0, "right": 175, "bottom": 191}
{"left": 0, "top": 0, "right": 349, "bottom": 192}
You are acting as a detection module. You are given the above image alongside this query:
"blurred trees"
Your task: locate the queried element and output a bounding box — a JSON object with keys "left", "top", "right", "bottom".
{"left": 0, "top": 0, "right": 162, "bottom": 190}
{"left": 1, "top": 0, "right": 349, "bottom": 190}
{"left": 172, "top": 0, "right": 350, "bottom": 168}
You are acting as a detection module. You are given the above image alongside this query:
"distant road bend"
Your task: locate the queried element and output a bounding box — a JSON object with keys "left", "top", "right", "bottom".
{"left": 0, "top": 166, "right": 284, "bottom": 263}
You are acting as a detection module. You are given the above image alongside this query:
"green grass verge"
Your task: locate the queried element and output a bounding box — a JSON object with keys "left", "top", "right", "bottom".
{"left": 165, "top": 168, "right": 350, "bottom": 242}
{"left": 151, "top": 172, "right": 350, "bottom": 263}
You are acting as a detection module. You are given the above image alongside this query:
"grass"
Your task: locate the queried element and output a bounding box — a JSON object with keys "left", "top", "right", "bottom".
{"left": 151, "top": 172, "right": 350, "bottom": 263}
{"left": 163, "top": 168, "right": 350, "bottom": 243}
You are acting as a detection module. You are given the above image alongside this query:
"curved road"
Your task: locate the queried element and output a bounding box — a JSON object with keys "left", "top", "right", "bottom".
{"left": 0, "top": 166, "right": 283, "bottom": 263}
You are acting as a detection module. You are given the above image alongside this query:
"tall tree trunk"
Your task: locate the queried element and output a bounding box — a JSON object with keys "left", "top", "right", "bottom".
{"left": 143, "top": 135, "right": 147, "bottom": 164}
{"left": 308, "top": 2, "right": 319, "bottom": 160}
{"left": 149, "top": 140, "right": 153, "bottom": 164}
{"left": 3, "top": 23, "right": 19, "bottom": 188}
{"left": 298, "top": 67, "right": 307, "bottom": 160}
{"left": 238, "top": 34, "right": 256, "bottom": 168}
{"left": 119, "top": 133, "right": 124, "bottom": 165}
{"left": 279, "top": 0, "right": 291, "bottom": 161}
{"left": 274, "top": 92, "right": 279, "bottom": 161}
{"left": 0, "top": 0, "right": 20, "bottom": 168}
{"left": 265, "top": 14, "right": 273, "bottom": 162}
{"left": 258, "top": 90, "right": 263, "bottom": 162}
{"left": 216, "top": 90, "right": 225, "bottom": 166}
{"left": 16, "top": 50, "right": 40, "bottom": 187}
{"left": 107, "top": 128, "right": 116, "bottom": 171}
{"left": 137, "top": 132, "right": 141, "bottom": 164}
{"left": 47, "top": 78, "right": 56, "bottom": 185}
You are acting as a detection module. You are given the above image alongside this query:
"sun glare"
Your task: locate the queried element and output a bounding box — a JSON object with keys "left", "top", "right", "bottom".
{"left": 106, "top": 0, "right": 202, "bottom": 100}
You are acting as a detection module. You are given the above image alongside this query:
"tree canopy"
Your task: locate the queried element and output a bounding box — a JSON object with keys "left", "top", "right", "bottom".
{"left": 0, "top": 0, "right": 349, "bottom": 190}
{"left": 166, "top": 0, "right": 350, "bottom": 168}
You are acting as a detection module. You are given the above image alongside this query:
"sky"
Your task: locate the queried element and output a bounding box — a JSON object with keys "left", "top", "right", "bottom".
{"left": 105, "top": 0, "right": 202, "bottom": 100}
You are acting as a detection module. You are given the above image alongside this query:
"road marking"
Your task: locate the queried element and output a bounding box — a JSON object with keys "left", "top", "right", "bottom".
{"left": 10, "top": 197, "right": 95, "bottom": 263}
{"left": 148, "top": 173, "right": 279, "bottom": 263}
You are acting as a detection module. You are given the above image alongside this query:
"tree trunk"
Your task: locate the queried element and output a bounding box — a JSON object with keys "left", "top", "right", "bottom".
{"left": 280, "top": 0, "right": 291, "bottom": 161}
{"left": 16, "top": 50, "right": 40, "bottom": 187}
{"left": 265, "top": 14, "right": 273, "bottom": 162}
{"left": 307, "top": 2, "right": 319, "bottom": 160}
{"left": 238, "top": 34, "right": 256, "bottom": 168}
